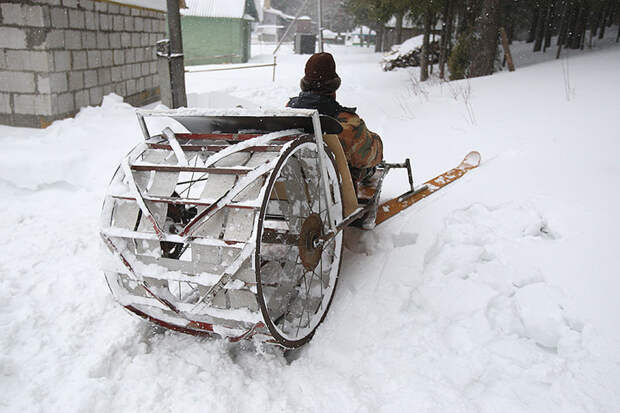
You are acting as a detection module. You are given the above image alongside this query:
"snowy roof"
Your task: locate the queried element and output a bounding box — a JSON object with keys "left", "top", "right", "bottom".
{"left": 263, "top": 7, "right": 294, "bottom": 20}
{"left": 112, "top": 0, "right": 167, "bottom": 12}
{"left": 181, "top": 0, "right": 259, "bottom": 20}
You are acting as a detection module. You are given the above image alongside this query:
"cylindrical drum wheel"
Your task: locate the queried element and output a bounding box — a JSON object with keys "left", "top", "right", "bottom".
{"left": 256, "top": 137, "right": 344, "bottom": 347}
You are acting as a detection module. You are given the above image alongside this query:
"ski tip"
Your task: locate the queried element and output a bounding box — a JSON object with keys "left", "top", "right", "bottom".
{"left": 462, "top": 151, "right": 481, "bottom": 168}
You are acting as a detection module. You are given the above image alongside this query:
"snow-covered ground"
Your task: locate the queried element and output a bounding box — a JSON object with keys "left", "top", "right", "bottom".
{"left": 1, "top": 33, "right": 620, "bottom": 412}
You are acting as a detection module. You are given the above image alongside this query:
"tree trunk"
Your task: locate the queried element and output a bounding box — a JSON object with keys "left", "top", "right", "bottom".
{"left": 374, "top": 26, "right": 381, "bottom": 52}
{"left": 616, "top": 21, "right": 620, "bottom": 42}
{"left": 500, "top": 27, "right": 515, "bottom": 71}
{"left": 469, "top": 0, "right": 500, "bottom": 78}
{"left": 420, "top": 8, "right": 432, "bottom": 82}
{"left": 534, "top": 2, "right": 548, "bottom": 52}
{"left": 556, "top": 3, "right": 569, "bottom": 58}
{"left": 543, "top": 1, "right": 556, "bottom": 52}
{"left": 439, "top": 0, "right": 453, "bottom": 80}
{"left": 574, "top": 3, "right": 589, "bottom": 49}
{"left": 395, "top": 11, "right": 404, "bottom": 44}
{"left": 567, "top": 4, "right": 581, "bottom": 48}
{"left": 528, "top": 6, "right": 540, "bottom": 43}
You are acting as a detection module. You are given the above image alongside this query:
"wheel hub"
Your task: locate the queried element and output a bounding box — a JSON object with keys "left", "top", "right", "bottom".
{"left": 298, "top": 213, "right": 324, "bottom": 271}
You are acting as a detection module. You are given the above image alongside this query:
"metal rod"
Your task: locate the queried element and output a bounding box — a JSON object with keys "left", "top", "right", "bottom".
{"left": 317, "top": 0, "right": 324, "bottom": 52}
{"left": 166, "top": 0, "right": 187, "bottom": 108}
{"left": 405, "top": 158, "right": 414, "bottom": 192}
{"left": 185, "top": 62, "right": 276, "bottom": 73}
{"left": 273, "top": 0, "right": 311, "bottom": 55}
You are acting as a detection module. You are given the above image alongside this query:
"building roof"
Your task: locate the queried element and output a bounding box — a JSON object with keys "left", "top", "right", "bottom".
{"left": 113, "top": 0, "right": 168, "bottom": 12}
{"left": 181, "top": 0, "right": 259, "bottom": 20}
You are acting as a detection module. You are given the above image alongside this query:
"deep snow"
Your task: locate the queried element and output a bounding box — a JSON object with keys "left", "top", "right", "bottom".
{"left": 1, "top": 35, "right": 620, "bottom": 412}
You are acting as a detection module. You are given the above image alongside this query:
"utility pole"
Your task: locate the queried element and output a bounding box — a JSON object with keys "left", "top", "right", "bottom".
{"left": 166, "top": 0, "right": 187, "bottom": 108}
{"left": 317, "top": 0, "right": 324, "bottom": 52}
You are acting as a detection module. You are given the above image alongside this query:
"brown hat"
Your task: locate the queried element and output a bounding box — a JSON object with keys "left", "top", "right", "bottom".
{"left": 304, "top": 52, "right": 337, "bottom": 81}
{"left": 301, "top": 52, "right": 341, "bottom": 94}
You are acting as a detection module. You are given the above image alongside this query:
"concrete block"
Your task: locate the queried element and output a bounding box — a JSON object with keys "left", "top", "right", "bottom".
{"left": 119, "top": 4, "right": 131, "bottom": 15}
{"left": 72, "top": 50, "right": 87, "bottom": 69}
{"left": 82, "top": 31, "right": 96, "bottom": 49}
{"left": 68, "top": 9, "right": 85, "bottom": 29}
{"left": 43, "top": 30, "right": 65, "bottom": 49}
{"left": 109, "top": 33, "right": 121, "bottom": 48}
{"left": 54, "top": 50, "right": 71, "bottom": 71}
{"left": 120, "top": 32, "right": 131, "bottom": 47}
{"left": 56, "top": 92, "right": 75, "bottom": 115}
{"left": 0, "top": 93, "right": 11, "bottom": 114}
{"left": 62, "top": 0, "right": 79, "bottom": 8}
{"left": 144, "top": 74, "right": 153, "bottom": 89}
{"left": 111, "top": 66, "right": 122, "bottom": 82}
{"left": 122, "top": 64, "right": 131, "bottom": 80}
{"left": 89, "top": 86, "right": 103, "bottom": 105}
{"left": 84, "top": 11, "right": 97, "bottom": 30}
{"left": 97, "top": 67, "right": 111, "bottom": 84}
{"left": 134, "top": 17, "right": 144, "bottom": 32}
{"left": 79, "top": 0, "right": 94, "bottom": 11}
{"left": 131, "top": 33, "right": 140, "bottom": 47}
{"left": 131, "top": 7, "right": 141, "bottom": 16}
{"left": 131, "top": 63, "right": 140, "bottom": 78}
{"left": 6, "top": 50, "right": 51, "bottom": 72}
{"left": 75, "top": 89, "right": 89, "bottom": 108}
{"left": 38, "top": 72, "right": 67, "bottom": 93}
{"left": 87, "top": 50, "right": 100, "bottom": 68}
{"left": 95, "top": 2, "right": 108, "bottom": 13}
{"left": 135, "top": 47, "right": 144, "bottom": 62}
{"left": 50, "top": 7, "right": 68, "bottom": 28}
{"left": 108, "top": 3, "right": 119, "bottom": 14}
{"left": 113, "top": 15, "right": 123, "bottom": 31}
{"left": 142, "top": 18, "right": 151, "bottom": 32}
{"left": 68, "top": 71, "right": 83, "bottom": 90}
{"left": 1, "top": 4, "right": 25, "bottom": 26}
{"left": 101, "top": 50, "right": 113, "bottom": 66}
{"left": 113, "top": 50, "right": 124, "bottom": 65}
{"left": 126, "top": 78, "right": 136, "bottom": 95}
{"left": 124, "top": 16, "right": 134, "bottom": 31}
{"left": 0, "top": 27, "right": 27, "bottom": 49}
{"left": 33, "top": 0, "right": 62, "bottom": 5}
{"left": 0, "top": 51, "right": 5, "bottom": 70}
{"left": 124, "top": 48, "right": 134, "bottom": 63}
{"left": 150, "top": 61, "right": 157, "bottom": 74}
{"left": 65, "top": 30, "right": 82, "bottom": 49}
{"left": 136, "top": 76, "right": 144, "bottom": 92}
{"left": 25, "top": 5, "right": 49, "bottom": 27}
{"left": 96, "top": 32, "right": 109, "bottom": 49}
{"left": 36, "top": 94, "right": 54, "bottom": 115}
{"left": 13, "top": 94, "right": 35, "bottom": 115}
{"left": 0, "top": 72, "right": 36, "bottom": 93}
{"left": 141, "top": 62, "right": 149, "bottom": 76}
{"left": 103, "top": 84, "right": 113, "bottom": 96}
{"left": 99, "top": 14, "right": 110, "bottom": 31}
{"left": 113, "top": 82, "right": 126, "bottom": 97}
{"left": 141, "top": 32, "right": 150, "bottom": 46}
{"left": 84, "top": 69, "right": 97, "bottom": 87}
{"left": 149, "top": 33, "right": 159, "bottom": 45}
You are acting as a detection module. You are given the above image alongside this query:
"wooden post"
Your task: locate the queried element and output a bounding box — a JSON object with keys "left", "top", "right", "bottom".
{"left": 500, "top": 27, "right": 515, "bottom": 71}
{"left": 166, "top": 0, "right": 187, "bottom": 108}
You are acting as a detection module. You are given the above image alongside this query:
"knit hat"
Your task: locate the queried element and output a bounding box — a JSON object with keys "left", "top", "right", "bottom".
{"left": 300, "top": 52, "right": 341, "bottom": 94}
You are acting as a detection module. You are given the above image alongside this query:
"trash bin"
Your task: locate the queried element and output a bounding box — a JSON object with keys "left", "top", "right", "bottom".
{"left": 295, "top": 33, "right": 316, "bottom": 54}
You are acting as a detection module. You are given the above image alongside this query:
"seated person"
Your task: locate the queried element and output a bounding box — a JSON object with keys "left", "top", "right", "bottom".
{"left": 287, "top": 52, "right": 383, "bottom": 184}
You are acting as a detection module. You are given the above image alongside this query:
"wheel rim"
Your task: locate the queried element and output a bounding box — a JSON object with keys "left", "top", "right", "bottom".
{"left": 255, "top": 138, "right": 343, "bottom": 347}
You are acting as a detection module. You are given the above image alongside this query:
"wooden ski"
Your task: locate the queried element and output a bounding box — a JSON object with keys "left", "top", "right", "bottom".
{"left": 375, "top": 151, "right": 481, "bottom": 225}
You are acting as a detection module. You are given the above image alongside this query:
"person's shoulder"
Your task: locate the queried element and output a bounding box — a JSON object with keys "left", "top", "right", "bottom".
{"left": 339, "top": 105, "right": 357, "bottom": 115}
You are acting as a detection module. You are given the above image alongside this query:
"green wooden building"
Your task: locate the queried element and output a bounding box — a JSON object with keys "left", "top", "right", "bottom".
{"left": 181, "top": 0, "right": 260, "bottom": 65}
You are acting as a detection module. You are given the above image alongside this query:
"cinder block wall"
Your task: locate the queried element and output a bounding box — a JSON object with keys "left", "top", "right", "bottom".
{"left": 0, "top": 0, "right": 166, "bottom": 128}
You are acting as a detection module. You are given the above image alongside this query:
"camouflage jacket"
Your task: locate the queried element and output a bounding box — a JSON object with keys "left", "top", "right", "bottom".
{"left": 287, "top": 92, "right": 383, "bottom": 169}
